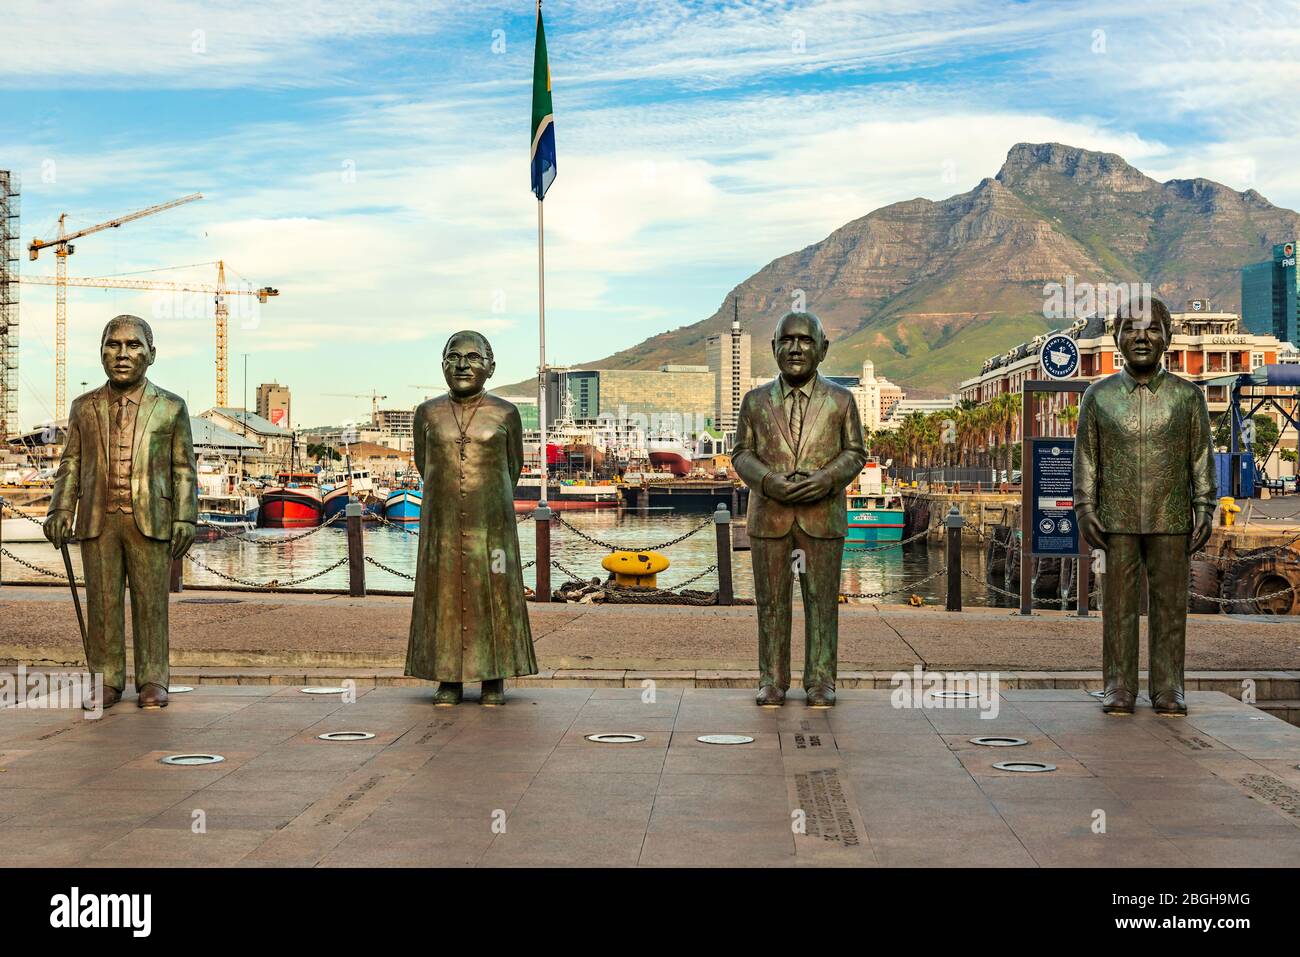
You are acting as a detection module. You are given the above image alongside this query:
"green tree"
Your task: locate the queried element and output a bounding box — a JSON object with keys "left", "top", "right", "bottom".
{"left": 1213, "top": 413, "right": 1280, "bottom": 460}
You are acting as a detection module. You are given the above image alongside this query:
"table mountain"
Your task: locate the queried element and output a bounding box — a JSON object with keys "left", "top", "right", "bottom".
{"left": 506, "top": 142, "right": 1300, "bottom": 396}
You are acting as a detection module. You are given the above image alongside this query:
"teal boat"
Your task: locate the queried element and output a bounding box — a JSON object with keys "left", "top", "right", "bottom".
{"left": 846, "top": 462, "right": 904, "bottom": 544}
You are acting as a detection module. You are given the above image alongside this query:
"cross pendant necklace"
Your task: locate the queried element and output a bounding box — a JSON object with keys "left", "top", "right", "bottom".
{"left": 450, "top": 394, "right": 485, "bottom": 461}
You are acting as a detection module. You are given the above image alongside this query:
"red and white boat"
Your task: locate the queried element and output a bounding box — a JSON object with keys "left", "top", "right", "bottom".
{"left": 647, "top": 432, "right": 692, "bottom": 477}
{"left": 258, "top": 470, "right": 324, "bottom": 528}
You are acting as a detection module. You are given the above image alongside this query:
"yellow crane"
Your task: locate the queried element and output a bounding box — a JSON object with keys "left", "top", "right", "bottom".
{"left": 28, "top": 193, "right": 203, "bottom": 420}
{"left": 19, "top": 260, "right": 279, "bottom": 406}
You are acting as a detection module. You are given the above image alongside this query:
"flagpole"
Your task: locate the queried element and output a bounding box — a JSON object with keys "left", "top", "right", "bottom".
{"left": 537, "top": 196, "right": 548, "bottom": 506}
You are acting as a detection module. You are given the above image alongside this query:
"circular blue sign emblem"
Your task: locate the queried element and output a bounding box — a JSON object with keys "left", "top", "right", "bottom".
{"left": 1040, "top": 334, "right": 1079, "bottom": 379}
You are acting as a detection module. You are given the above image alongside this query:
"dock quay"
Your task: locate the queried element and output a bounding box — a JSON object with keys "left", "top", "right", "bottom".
{"left": 4, "top": 586, "right": 1299, "bottom": 721}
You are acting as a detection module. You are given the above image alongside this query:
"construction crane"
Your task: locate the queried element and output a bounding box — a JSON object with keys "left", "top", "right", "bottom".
{"left": 325, "top": 390, "right": 388, "bottom": 427}
{"left": 28, "top": 193, "right": 202, "bottom": 420}
{"left": 19, "top": 259, "right": 279, "bottom": 406}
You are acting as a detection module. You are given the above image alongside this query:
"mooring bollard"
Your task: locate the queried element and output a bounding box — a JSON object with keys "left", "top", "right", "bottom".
{"left": 714, "top": 503, "right": 734, "bottom": 605}
{"left": 534, "top": 504, "right": 552, "bottom": 602}
{"left": 946, "top": 504, "right": 963, "bottom": 612}
{"left": 169, "top": 556, "right": 183, "bottom": 593}
{"left": 346, "top": 501, "right": 366, "bottom": 597}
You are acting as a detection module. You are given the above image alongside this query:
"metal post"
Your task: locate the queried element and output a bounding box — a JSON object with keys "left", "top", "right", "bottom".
{"left": 1019, "top": 392, "right": 1033, "bottom": 615}
{"left": 1076, "top": 531, "right": 1091, "bottom": 618}
{"left": 346, "top": 501, "right": 366, "bottom": 597}
{"left": 946, "top": 504, "right": 963, "bottom": 612}
{"left": 169, "top": 557, "right": 183, "bottom": 593}
{"left": 534, "top": 504, "right": 552, "bottom": 602}
{"left": 714, "top": 503, "right": 733, "bottom": 606}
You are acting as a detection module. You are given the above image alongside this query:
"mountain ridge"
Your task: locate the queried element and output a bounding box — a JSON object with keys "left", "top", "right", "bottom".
{"left": 500, "top": 142, "right": 1300, "bottom": 397}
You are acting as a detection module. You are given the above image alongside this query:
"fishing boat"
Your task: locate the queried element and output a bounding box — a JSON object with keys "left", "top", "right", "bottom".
{"left": 383, "top": 486, "right": 422, "bottom": 524}
{"left": 196, "top": 463, "right": 258, "bottom": 538}
{"left": 322, "top": 464, "right": 384, "bottom": 522}
{"left": 846, "top": 461, "right": 905, "bottom": 544}
{"left": 647, "top": 432, "right": 692, "bottom": 477}
{"left": 258, "top": 470, "right": 324, "bottom": 528}
{"left": 513, "top": 472, "right": 620, "bottom": 511}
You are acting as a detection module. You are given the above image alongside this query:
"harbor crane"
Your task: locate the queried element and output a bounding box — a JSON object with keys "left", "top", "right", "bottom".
{"left": 19, "top": 260, "right": 278, "bottom": 407}
{"left": 28, "top": 193, "right": 203, "bottom": 420}
{"left": 325, "top": 390, "right": 388, "bottom": 427}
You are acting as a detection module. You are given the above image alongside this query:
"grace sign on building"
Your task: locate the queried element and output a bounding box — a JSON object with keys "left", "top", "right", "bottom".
{"left": 1039, "top": 333, "right": 1079, "bottom": 379}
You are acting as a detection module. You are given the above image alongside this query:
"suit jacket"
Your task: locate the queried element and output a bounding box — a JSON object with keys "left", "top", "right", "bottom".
{"left": 1074, "top": 366, "right": 1217, "bottom": 535}
{"left": 50, "top": 379, "right": 198, "bottom": 542}
{"left": 731, "top": 374, "right": 866, "bottom": 539}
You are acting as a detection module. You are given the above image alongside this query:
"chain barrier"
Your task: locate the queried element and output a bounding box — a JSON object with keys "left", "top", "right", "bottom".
{"left": 550, "top": 558, "right": 592, "bottom": 583}
{"left": 842, "top": 523, "right": 940, "bottom": 552}
{"left": 199, "top": 511, "right": 344, "bottom": 543}
{"left": 362, "top": 555, "right": 416, "bottom": 581}
{"left": 1192, "top": 528, "right": 1300, "bottom": 565}
{"left": 370, "top": 513, "right": 420, "bottom": 536}
{"left": 184, "top": 553, "right": 348, "bottom": 589}
{"left": 1189, "top": 584, "right": 1299, "bottom": 607}
{"left": 516, "top": 511, "right": 535, "bottom": 523}
{"left": 0, "top": 501, "right": 48, "bottom": 525}
{"left": 840, "top": 567, "right": 947, "bottom": 600}
{"left": 0, "top": 545, "right": 84, "bottom": 584}
{"left": 552, "top": 513, "right": 713, "bottom": 553}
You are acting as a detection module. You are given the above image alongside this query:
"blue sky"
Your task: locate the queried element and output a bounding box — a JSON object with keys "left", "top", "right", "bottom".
{"left": 3, "top": 0, "right": 1297, "bottom": 429}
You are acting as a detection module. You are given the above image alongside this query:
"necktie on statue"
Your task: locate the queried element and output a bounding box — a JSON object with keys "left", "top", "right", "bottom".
{"left": 789, "top": 389, "right": 804, "bottom": 454}
{"left": 117, "top": 398, "right": 130, "bottom": 433}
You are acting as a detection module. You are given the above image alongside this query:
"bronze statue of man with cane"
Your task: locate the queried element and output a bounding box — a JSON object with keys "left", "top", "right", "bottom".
{"left": 45, "top": 315, "right": 198, "bottom": 710}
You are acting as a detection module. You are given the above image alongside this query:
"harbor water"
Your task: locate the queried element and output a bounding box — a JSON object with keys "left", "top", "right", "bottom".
{"left": 2, "top": 507, "right": 1024, "bottom": 607}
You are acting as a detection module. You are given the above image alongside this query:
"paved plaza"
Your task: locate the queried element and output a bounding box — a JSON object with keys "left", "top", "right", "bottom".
{"left": 2, "top": 685, "right": 1300, "bottom": 867}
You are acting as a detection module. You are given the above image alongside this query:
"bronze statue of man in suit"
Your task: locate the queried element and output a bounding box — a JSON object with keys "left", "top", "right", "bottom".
{"left": 45, "top": 315, "right": 198, "bottom": 710}
{"left": 732, "top": 312, "right": 867, "bottom": 707}
{"left": 1075, "top": 296, "right": 1216, "bottom": 716}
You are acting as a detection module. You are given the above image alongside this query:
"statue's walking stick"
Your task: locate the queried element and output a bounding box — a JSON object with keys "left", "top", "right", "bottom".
{"left": 59, "top": 544, "right": 90, "bottom": 667}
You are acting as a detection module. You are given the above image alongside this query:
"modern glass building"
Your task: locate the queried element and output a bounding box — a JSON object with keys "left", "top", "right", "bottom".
{"left": 1242, "top": 241, "right": 1298, "bottom": 347}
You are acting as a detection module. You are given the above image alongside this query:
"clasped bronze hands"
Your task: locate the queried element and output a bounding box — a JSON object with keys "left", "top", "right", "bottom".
{"left": 766, "top": 469, "right": 834, "bottom": 505}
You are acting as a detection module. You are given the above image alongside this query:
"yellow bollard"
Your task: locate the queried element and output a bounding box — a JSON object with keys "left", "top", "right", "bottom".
{"left": 602, "top": 550, "right": 670, "bottom": 588}
{"left": 1219, "top": 496, "right": 1241, "bottom": 527}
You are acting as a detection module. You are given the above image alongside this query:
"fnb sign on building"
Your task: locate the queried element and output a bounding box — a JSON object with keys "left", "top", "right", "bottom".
{"left": 1242, "top": 242, "right": 1298, "bottom": 347}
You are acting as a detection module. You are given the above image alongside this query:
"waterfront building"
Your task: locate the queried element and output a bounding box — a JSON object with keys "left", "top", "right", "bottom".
{"left": 200, "top": 407, "right": 293, "bottom": 461}
{"left": 705, "top": 303, "right": 751, "bottom": 432}
{"left": 495, "top": 395, "right": 539, "bottom": 429}
{"left": 543, "top": 365, "right": 715, "bottom": 435}
{"left": 255, "top": 382, "right": 291, "bottom": 429}
{"left": 880, "top": 395, "right": 958, "bottom": 429}
{"left": 957, "top": 304, "right": 1297, "bottom": 471}
{"left": 849, "top": 359, "right": 905, "bottom": 431}
{"left": 1241, "top": 242, "right": 1298, "bottom": 347}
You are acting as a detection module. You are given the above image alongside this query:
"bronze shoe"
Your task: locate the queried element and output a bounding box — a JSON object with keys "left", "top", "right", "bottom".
{"left": 1151, "top": 690, "right": 1187, "bottom": 716}
{"left": 806, "top": 684, "right": 836, "bottom": 708}
{"left": 83, "top": 685, "right": 121, "bottom": 712}
{"left": 755, "top": 684, "right": 785, "bottom": 707}
{"left": 480, "top": 679, "right": 506, "bottom": 707}
{"left": 137, "top": 683, "right": 168, "bottom": 710}
{"left": 1101, "top": 689, "right": 1135, "bottom": 715}
{"left": 432, "top": 682, "right": 463, "bottom": 707}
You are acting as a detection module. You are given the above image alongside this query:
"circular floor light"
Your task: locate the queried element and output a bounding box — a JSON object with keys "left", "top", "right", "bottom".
{"left": 993, "top": 760, "right": 1056, "bottom": 773}
{"left": 969, "top": 736, "right": 1028, "bottom": 747}
{"left": 585, "top": 733, "right": 646, "bottom": 744}
{"left": 159, "top": 753, "right": 225, "bottom": 766}
{"left": 317, "top": 731, "right": 376, "bottom": 742}
{"left": 697, "top": 734, "right": 755, "bottom": 745}
{"left": 167, "top": 685, "right": 194, "bottom": 694}
{"left": 300, "top": 687, "right": 349, "bottom": 695}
